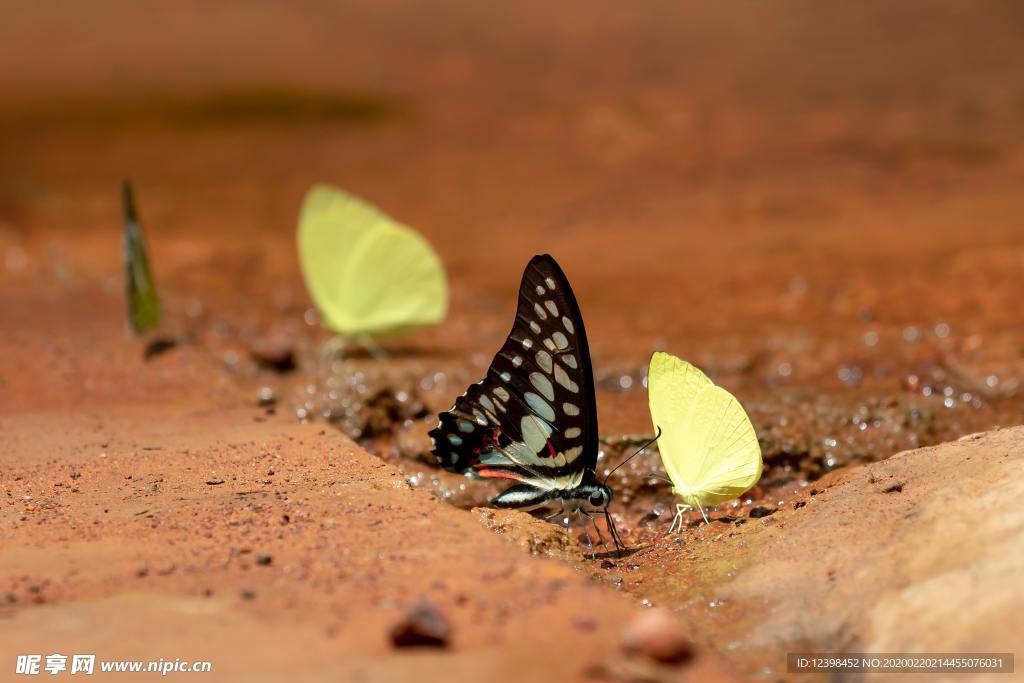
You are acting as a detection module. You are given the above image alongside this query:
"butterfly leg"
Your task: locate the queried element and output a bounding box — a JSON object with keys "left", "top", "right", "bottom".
{"left": 668, "top": 503, "right": 688, "bottom": 534}
{"left": 577, "top": 510, "right": 598, "bottom": 560}
{"left": 543, "top": 506, "right": 566, "bottom": 523}
{"left": 695, "top": 502, "right": 710, "bottom": 525}
{"left": 319, "top": 335, "right": 348, "bottom": 367}
{"left": 582, "top": 511, "right": 611, "bottom": 556}
{"left": 357, "top": 333, "right": 390, "bottom": 360}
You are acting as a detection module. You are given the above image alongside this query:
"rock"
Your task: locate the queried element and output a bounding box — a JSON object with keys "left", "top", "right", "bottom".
{"left": 620, "top": 608, "right": 693, "bottom": 664}
{"left": 879, "top": 479, "right": 905, "bottom": 493}
{"left": 247, "top": 329, "right": 295, "bottom": 373}
{"left": 633, "top": 426, "right": 1024, "bottom": 677}
{"left": 748, "top": 506, "right": 775, "bottom": 518}
{"left": 473, "top": 508, "right": 586, "bottom": 563}
{"left": 389, "top": 601, "right": 451, "bottom": 648}
{"left": 255, "top": 553, "right": 273, "bottom": 566}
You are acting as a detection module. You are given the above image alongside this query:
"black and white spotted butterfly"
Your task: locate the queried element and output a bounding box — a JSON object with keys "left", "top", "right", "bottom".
{"left": 429, "top": 254, "right": 625, "bottom": 553}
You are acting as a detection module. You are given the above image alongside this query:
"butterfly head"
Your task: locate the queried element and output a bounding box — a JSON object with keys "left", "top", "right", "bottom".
{"left": 570, "top": 481, "right": 613, "bottom": 513}
{"left": 566, "top": 480, "right": 624, "bottom": 556}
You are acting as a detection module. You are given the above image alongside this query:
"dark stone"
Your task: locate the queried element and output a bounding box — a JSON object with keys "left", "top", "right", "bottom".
{"left": 390, "top": 601, "right": 451, "bottom": 648}
{"left": 144, "top": 337, "right": 178, "bottom": 360}
{"left": 881, "top": 480, "right": 905, "bottom": 493}
{"left": 248, "top": 331, "right": 296, "bottom": 373}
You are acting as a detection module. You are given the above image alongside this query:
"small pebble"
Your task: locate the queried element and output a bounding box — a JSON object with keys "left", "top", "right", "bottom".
{"left": 620, "top": 608, "right": 693, "bottom": 664}
{"left": 390, "top": 601, "right": 451, "bottom": 648}
{"left": 749, "top": 506, "right": 776, "bottom": 518}
{"left": 881, "top": 480, "right": 905, "bottom": 493}
{"left": 248, "top": 331, "right": 295, "bottom": 373}
{"left": 255, "top": 553, "right": 273, "bottom": 566}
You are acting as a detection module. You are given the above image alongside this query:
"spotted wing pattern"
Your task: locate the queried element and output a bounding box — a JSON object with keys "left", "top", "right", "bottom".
{"left": 429, "top": 254, "right": 598, "bottom": 491}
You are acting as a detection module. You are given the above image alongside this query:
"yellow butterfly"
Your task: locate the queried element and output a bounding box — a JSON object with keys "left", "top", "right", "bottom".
{"left": 647, "top": 351, "right": 762, "bottom": 532}
{"left": 297, "top": 184, "right": 448, "bottom": 344}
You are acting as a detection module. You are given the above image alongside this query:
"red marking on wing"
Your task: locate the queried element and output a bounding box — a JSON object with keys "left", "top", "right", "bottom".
{"left": 481, "top": 427, "right": 502, "bottom": 448}
{"left": 546, "top": 441, "right": 557, "bottom": 458}
{"left": 477, "top": 468, "right": 522, "bottom": 481}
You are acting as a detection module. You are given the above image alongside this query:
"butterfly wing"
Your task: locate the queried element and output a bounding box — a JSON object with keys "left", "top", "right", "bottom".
{"left": 297, "top": 184, "right": 448, "bottom": 337}
{"left": 430, "top": 254, "right": 598, "bottom": 491}
{"left": 647, "top": 351, "right": 761, "bottom": 508}
{"left": 122, "top": 180, "right": 161, "bottom": 335}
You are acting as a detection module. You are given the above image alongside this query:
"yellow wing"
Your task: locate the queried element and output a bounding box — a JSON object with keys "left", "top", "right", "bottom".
{"left": 647, "top": 351, "right": 762, "bottom": 509}
{"left": 297, "top": 184, "right": 448, "bottom": 337}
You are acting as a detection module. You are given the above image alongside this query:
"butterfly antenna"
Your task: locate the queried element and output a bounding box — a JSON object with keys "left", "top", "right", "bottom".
{"left": 602, "top": 426, "right": 662, "bottom": 485}
{"left": 604, "top": 507, "right": 624, "bottom": 556}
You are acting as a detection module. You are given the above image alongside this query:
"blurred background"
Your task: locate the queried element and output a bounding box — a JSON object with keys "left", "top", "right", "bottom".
{"left": 2, "top": 0, "right": 1024, "bottom": 474}
{"left": 3, "top": 3, "right": 1024, "bottom": 678}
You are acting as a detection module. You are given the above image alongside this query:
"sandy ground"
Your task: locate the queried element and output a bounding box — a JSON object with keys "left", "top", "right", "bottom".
{"left": 2, "top": 1, "right": 1024, "bottom": 681}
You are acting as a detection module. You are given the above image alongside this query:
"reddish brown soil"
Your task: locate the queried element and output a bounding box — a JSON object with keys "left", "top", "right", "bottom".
{"left": 2, "top": 2, "right": 1023, "bottom": 681}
